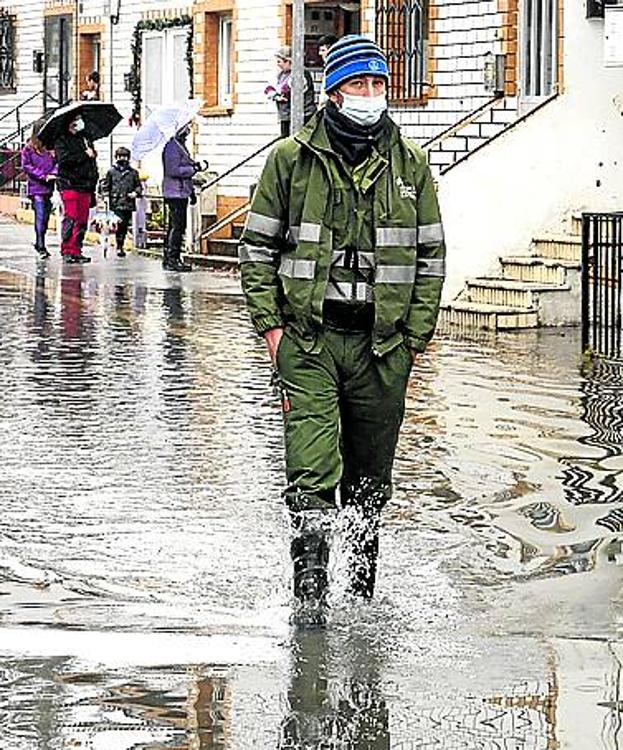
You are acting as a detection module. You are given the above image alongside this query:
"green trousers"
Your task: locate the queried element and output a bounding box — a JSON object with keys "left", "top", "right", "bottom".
{"left": 276, "top": 327, "right": 413, "bottom": 514}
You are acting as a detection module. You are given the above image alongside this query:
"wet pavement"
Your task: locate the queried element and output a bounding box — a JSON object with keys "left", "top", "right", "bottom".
{"left": 1, "top": 218, "right": 623, "bottom": 749}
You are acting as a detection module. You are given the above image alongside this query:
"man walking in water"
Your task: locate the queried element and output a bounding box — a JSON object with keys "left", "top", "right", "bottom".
{"left": 239, "top": 35, "right": 445, "bottom": 625}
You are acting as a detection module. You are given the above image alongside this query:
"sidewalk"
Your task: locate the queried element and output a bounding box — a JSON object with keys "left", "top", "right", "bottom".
{"left": 0, "top": 215, "right": 243, "bottom": 295}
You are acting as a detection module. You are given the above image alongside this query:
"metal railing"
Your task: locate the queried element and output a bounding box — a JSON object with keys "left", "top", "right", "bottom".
{"left": 582, "top": 212, "right": 623, "bottom": 360}
{"left": 0, "top": 89, "right": 53, "bottom": 150}
{"left": 197, "top": 136, "right": 281, "bottom": 244}
{"left": 0, "top": 89, "right": 60, "bottom": 192}
{"left": 198, "top": 136, "right": 280, "bottom": 195}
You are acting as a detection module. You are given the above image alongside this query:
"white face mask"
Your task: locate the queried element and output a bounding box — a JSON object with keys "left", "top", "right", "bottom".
{"left": 72, "top": 118, "right": 85, "bottom": 133}
{"left": 339, "top": 92, "right": 387, "bottom": 127}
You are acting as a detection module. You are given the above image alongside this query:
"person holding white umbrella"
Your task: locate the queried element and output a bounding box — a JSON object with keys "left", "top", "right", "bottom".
{"left": 131, "top": 101, "right": 207, "bottom": 272}
{"left": 161, "top": 124, "right": 207, "bottom": 272}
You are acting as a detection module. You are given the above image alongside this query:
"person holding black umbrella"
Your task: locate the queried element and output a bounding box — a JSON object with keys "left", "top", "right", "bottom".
{"left": 38, "top": 100, "right": 122, "bottom": 264}
{"left": 53, "top": 115, "right": 99, "bottom": 263}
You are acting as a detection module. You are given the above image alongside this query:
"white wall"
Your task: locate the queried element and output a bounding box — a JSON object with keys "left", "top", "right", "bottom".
{"left": 0, "top": 1, "right": 47, "bottom": 146}
{"left": 195, "top": 0, "right": 286, "bottom": 199}
{"left": 439, "top": 1, "right": 623, "bottom": 302}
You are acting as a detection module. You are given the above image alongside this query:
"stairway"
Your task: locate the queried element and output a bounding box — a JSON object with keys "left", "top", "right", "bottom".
{"left": 198, "top": 216, "right": 244, "bottom": 270}
{"left": 196, "top": 197, "right": 249, "bottom": 269}
{"left": 425, "top": 96, "right": 519, "bottom": 176}
{"left": 440, "top": 217, "right": 583, "bottom": 332}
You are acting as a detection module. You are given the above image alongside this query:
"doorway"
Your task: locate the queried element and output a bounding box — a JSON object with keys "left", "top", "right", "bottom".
{"left": 44, "top": 14, "right": 73, "bottom": 108}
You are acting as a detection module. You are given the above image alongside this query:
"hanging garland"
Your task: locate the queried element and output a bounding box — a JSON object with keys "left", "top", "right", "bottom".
{"left": 128, "top": 16, "right": 194, "bottom": 127}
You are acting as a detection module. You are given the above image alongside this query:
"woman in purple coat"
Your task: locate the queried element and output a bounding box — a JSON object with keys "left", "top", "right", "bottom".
{"left": 21, "top": 120, "right": 57, "bottom": 258}
{"left": 161, "top": 126, "right": 205, "bottom": 272}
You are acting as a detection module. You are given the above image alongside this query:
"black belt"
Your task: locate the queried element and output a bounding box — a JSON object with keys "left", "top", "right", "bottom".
{"left": 322, "top": 300, "right": 374, "bottom": 332}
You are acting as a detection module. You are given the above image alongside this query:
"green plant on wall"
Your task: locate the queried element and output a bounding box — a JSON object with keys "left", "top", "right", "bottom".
{"left": 128, "top": 16, "right": 193, "bottom": 126}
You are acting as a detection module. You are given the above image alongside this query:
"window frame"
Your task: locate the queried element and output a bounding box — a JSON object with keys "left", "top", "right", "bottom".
{"left": 218, "top": 14, "right": 234, "bottom": 108}
{"left": 375, "top": 0, "right": 429, "bottom": 105}
{"left": 0, "top": 13, "right": 16, "bottom": 94}
{"left": 141, "top": 26, "right": 192, "bottom": 119}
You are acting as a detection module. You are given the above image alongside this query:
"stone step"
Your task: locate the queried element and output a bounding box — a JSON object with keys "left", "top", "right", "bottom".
{"left": 196, "top": 254, "right": 239, "bottom": 270}
{"left": 570, "top": 213, "right": 583, "bottom": 236}
{"left": 464, "top": 277, "right": 562, "bottom": 308}
{"left": 440, "top": 300, "right": 538, "bottom": 331}
{"left": 500, "top": 256, "right": 579, "bottom": 285}
{"left": 531, "top": 234, "right": 582, "bottom": 262}
{"left": 202, "top": 237, "right": 239, "bottom": 258}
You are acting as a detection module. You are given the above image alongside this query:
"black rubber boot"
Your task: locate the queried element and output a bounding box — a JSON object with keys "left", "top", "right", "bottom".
{"left": 342, "top": 507, "right": 380, "bottom": 599}
{"left": 290, "top": 511, "right": 332, "bottom": 627}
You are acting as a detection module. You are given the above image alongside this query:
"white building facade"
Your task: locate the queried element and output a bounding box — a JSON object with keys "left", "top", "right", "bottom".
{"left": 0, "top": 0, "right": 621, "bottom": 300}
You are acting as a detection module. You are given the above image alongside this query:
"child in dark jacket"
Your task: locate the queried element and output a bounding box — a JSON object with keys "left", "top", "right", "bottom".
{"left": 21, "top": 120, "right": 57, "bottom": 258}
{"left": 102, "top": 147, "right": 142, "bottom": 258}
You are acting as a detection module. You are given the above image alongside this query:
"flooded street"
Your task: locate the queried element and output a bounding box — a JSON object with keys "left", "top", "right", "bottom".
{"left": 1, "top": 218, "right": 623, "bottom": 749}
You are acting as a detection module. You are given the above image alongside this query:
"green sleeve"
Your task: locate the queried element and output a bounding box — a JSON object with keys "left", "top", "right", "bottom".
{"left": 404, "top": 161, "right": 446, "bottom": 352}
{"left": 239, "top": 142, "right": 294, "bottom": 335}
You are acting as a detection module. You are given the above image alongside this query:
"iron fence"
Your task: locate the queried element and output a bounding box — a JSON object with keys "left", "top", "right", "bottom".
{"left": 375, "top": 0, "right": 425, "bottom": 102}
{"left": 582, "top": 212, "right": 623, "bottom": 359}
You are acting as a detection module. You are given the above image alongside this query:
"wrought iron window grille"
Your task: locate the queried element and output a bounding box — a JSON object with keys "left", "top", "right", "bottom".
{"left": 375, "top": 0, "right": 427, "bottom": 103}
{"left": 0, "top": 13, "right": 16, "bottom": 93}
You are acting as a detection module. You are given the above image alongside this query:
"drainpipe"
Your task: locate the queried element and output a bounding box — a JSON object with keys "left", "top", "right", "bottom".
{"left": 74, "top": 0, "right": 79, "bottom": 101}
{"left": 109, "top": 0, "right": 121, "bottom": 159}
{"left": 291, "top": 0, "right": 305, "bottom": 133}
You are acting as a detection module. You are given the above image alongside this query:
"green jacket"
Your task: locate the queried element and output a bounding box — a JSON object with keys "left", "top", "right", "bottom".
{"left": 239, "top": 112, "right": 445, "bottom": 355}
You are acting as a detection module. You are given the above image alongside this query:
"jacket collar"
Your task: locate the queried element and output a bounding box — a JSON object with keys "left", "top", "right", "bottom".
{"left": 294, "top": 108, "right": 401, "bottom": 158}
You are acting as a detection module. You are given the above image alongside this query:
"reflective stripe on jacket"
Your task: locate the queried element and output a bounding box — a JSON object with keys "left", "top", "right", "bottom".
{"left": 239, "top": 111, "right": 445, "bottom": 355}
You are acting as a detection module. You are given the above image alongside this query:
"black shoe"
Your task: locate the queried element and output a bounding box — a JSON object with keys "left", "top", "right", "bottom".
{"left": 163, "top": 255, "right": 192, "bottom": 272}
{"left": 290, "top": 511, "right": 331, "bottom": 627}
{"left": 35, "top": 245, "right": 50, "bottom": 259}
{"left": 117, "top": 249, "right": 126, "bottom": 258}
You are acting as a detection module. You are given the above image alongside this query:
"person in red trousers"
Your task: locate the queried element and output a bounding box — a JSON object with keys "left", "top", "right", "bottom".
{"left": 54, "top": 115, "right": 99, "bottom": 264}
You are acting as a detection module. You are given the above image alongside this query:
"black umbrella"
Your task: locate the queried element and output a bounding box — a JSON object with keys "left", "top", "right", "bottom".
{"left": 38, "top": 101, "right": 122, "bottom": 148}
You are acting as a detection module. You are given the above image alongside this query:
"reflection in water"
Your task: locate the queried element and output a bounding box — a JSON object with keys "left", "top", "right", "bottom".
{"left": 3, "top": 266, "right": 623, "bottom": 747}
{"left": 280, "top": 629, "right": 389, "bottom": 750}
{"left": 560, "top": 359, "right": 623, "bottom": 507}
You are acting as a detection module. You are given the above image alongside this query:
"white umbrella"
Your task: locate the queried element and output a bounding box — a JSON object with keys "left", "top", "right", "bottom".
{"left": 130, "top": 99, "right": 202, "bottom": 162}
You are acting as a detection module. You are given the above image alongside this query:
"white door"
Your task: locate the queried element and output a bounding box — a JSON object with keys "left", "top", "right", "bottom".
{"left": 520, "top": 0, "right": 558, "bottom": 110}
{"left": 141, "top": 27, "right": 192, "bottom": 185}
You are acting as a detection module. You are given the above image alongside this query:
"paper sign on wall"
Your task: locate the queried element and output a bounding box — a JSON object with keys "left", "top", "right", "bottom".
{"left": 605, "top": 5, "right": 623, "bottom": 67}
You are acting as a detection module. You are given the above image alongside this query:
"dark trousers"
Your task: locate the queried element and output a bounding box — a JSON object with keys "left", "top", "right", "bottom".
{"left": 31, "top": 195, "right": 52, "bottom": 250}
{"left": 276, "top": 328, "right": 413, "bottom": 515}
{"left": 165, "top": 198, "right": 188, "bottom": 257}
{"left": 114, "top": 209, "right": 133, "bottom": 250}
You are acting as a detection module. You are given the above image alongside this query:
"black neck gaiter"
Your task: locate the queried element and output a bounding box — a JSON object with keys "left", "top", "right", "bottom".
{"left": 323, "top": 100, "right": 389, "bottom": 166}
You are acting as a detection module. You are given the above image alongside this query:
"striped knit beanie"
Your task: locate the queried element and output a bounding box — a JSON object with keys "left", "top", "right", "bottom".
{"left": 324, "top": 35, "right": 389, "bottom": 93}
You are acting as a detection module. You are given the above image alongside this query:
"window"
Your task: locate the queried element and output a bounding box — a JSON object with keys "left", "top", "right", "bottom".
{"left": 0, "top": 13, "right": 15, "bottom": 94}
{"left": 521, "top": 0, "right": 558, "bottom": 99}
{"left": 142, "top": 26, "right": 191, "bottom": 118}
{"left": 199, "top": 3, "right": 235, "bottom": 112}
{"left": 0, "top": 13, "right": 15, "bottom": 93}
{"left": 44, "top": 14, "right": 73, "bottom": 105}
{"left": 218, "top": 15, "right": 233, "bottom": 107}
{"left": 375, "top": 0, "right": 428, "bottom": 102}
